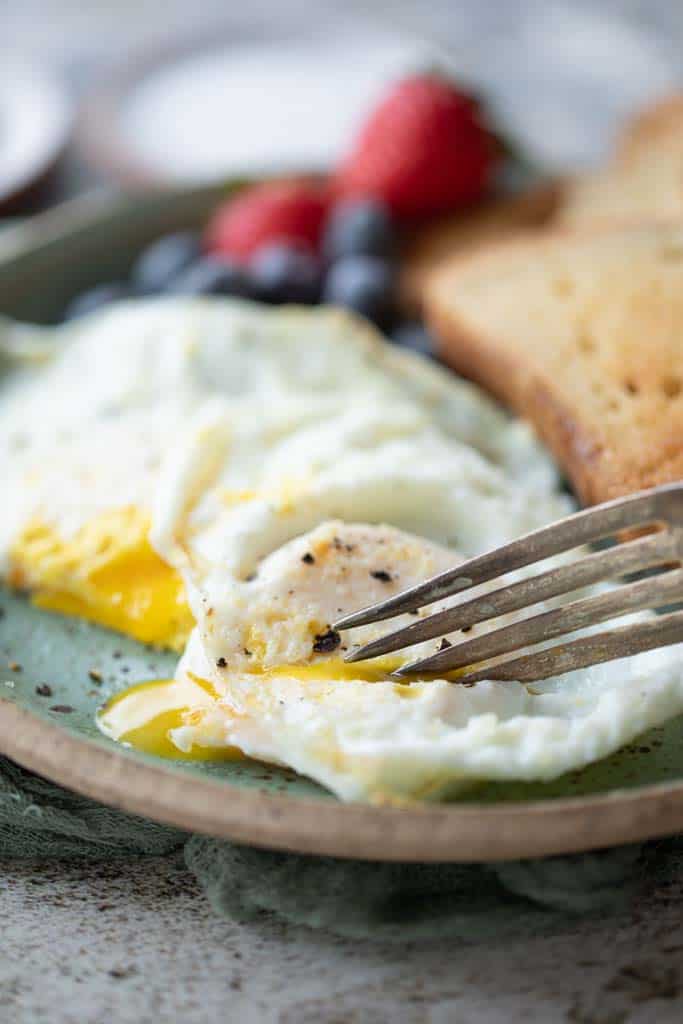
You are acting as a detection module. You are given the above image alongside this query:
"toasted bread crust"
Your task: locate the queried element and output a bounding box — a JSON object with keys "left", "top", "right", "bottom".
{"left": 399, "top": 182, "right": 562, "bottom": 315}
{"left": 557, "top": 93, "right": 683, "bottom": 228}
{"left": 617, "top": 94, "right": 683, "bottom": 164}
{"left": 426, "top": 223, "right": 683, "bottom": 505}
{"left": 428, "top": 290, "right": 606, "bottom": 504}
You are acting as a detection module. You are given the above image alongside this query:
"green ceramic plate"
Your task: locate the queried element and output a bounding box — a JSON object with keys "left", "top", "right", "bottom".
{"left": 2, "top": 186, "right": 683, "bottom": 862}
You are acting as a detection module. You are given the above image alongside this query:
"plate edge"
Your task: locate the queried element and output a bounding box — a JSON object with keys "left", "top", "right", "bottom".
{"left": 2, "top": 697, "right": 683, "bottom": 862}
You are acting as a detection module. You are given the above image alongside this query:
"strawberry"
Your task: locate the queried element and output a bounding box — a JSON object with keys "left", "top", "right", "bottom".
{"left": 205, "top": 181, "right": 329, "bottom": 263}
{"left": 334, "top": 74, "right": 496, "bottom": 221}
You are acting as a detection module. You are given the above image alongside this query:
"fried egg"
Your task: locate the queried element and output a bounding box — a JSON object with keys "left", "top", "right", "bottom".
{"left": 4, "top": 298, "right": 682, "bottom": 802}
{"left": 0, "top": 298, "right": 560, "bottom": 649}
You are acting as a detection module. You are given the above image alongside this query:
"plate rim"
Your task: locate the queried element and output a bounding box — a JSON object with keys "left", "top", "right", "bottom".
{"left": 3, "top": 696, "right": 683, "bottom": 862}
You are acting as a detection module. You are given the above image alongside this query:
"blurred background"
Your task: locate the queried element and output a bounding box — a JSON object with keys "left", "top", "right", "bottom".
{"left": 3, "top": 0, "right": 683, "bottom": 214}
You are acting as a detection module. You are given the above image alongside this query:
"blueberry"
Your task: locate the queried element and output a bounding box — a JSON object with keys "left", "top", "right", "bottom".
{"left": 391, "top": 321, "right": 435, "bottom": 358}
{"left": 172, "top": 257, "right": 251, "bottom": 298}
{"left": 63, "top": 283, "right": 129, "bottom": 321}
{"left": 132, "top": 232, "right": 201, "bottom": 293}
{"left": 323, "top": 256, "right": 395, "bottom": 327}
{"left": 250, "top": 243, "right": 321, "bottom": 304}
{"left": 323, "top": 200, "right": 396, "bottom": 261}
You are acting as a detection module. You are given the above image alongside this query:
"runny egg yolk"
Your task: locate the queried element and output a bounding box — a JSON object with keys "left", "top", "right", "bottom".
{"left": 9, "top": 507, "right": 194, "bottom": 651}
{"left": 259, "top": 657, "right": 407, "bottom": 683}
{"left": 97, "top": 675, "right": 243, "bottom": 761}
{"left": 97, "top": 658, "right": 425, "bottom": 762}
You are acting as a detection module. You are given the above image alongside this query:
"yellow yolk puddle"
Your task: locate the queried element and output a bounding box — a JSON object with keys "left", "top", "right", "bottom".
{"left": 10, "top": 508, "right": 194, "bottom": 651}
{"left": 255, "top": 657, "right": 461, "bottom": 687}
{"left": 97, "top": 676, "right": 242, "bottom": 761}
{"left": 259, "top": 656, "right": 407, "bottom": 684}
{"left": 97, "top": 657, "right": 434, "bottom": 762}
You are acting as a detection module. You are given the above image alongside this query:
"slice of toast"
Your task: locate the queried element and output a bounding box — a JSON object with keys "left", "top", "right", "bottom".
{"left": 558, "top": 95, "right": 683, "bottom": 227}
{"left": 399, "top": 183, "right": 561, "bottom": 314}
{"left": 426, "top": 222, "right": 683, "bottom": 505}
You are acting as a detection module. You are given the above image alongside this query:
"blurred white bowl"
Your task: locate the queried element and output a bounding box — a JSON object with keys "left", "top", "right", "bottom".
{"left": 0, "top": 60, "right": 72, "bottom": 211}
{"left": 79, "top": 32, "right": 429, "bottom": 185}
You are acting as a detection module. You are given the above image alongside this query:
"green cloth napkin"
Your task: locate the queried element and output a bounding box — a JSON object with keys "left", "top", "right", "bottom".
{"left": 2, "top": 755, "right": 681, "bottom": 940}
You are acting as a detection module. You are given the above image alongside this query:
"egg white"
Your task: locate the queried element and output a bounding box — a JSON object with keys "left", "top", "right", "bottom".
{"left": 173, "top": 628, "right": 683, "bottom": 802}
{"left": 0, "top": 298, "right": 564, "bottom": 650}
{"left": 0, "top": 298, "right": 560, "bottom": 576}
{"left": 169, "top": 519, "right": 683, "bottom": 802}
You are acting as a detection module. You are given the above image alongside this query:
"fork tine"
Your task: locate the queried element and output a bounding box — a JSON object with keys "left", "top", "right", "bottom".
{"left": 394, "top": 567, "right": 683, "bottom": 676}
{"left": 333, "top": 486, "right": 669, "bottom": 630}
{"left": 345, "top": 530, "right": 679, "bottom": 663}
{"left": 453, "top": 610, "right": 683, "bottom": 685}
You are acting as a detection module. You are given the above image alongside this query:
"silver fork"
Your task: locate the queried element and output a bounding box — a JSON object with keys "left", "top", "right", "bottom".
{"left": 333, "top": 484, "right": 683, "bottom": 685}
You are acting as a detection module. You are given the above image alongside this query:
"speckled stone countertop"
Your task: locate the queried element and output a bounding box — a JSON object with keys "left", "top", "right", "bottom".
{"left": 2, "top": 854, "right": 682, "bottom": 1022}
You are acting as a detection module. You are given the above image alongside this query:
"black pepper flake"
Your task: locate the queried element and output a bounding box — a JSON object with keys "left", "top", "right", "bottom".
{"left": 36, "top": 684, "right": 53, "bottom": 697}
{"left": 108, "top": 966, "right": 136, "bottom": 980}
{"left": 332, "top": 536, "right": 355, "bottom": 553}
{"left": 50, "top": 705, "right": 74, "bottom": 714}
{"left": 370, "top": 570, "right": 392, "bottom": 583}
{"left": 438, "top": 638, "right": 452, "bottom": 651}
{"left": 243, "top": 648, "right": 252, "bottom": 657}
{"left": 312, "top": 629, "right": 341, "bottom": 654}
{"left": 216, "top": 657, "right": 227, "bottom": 669}
{"left": 244, "top": 572, "right": 257, "bottom": 582}
{"left": 88, "top": 669, "right": 103, "bottom": 684}
{"left": 461, "top": 625, "right": 472, "bottom": 633}
{"left": 112, "top": 651, "right": 122, "bottom": 659}
{"left": 301, "top": 552, "right": 315, "bottom": 565}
